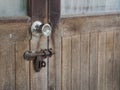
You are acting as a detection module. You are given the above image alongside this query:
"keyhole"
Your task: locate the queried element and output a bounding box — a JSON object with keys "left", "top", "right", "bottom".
{"left": 41, "top": 61, "right": 46, "bottom": 67}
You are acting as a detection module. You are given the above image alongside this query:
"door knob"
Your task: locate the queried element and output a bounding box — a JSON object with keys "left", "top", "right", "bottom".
{"left": 31, "top": 21, "right": 52, "bottom": 36}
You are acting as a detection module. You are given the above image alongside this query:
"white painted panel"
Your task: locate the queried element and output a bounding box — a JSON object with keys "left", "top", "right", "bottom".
{"left": 105, "top": 0, "right": 120, "bottom": 11}
{"left": 0, "top": 0, "right": 27, "bottom": 17}
{"left": 61, "top": 0, "right": 120, "bottom": 17}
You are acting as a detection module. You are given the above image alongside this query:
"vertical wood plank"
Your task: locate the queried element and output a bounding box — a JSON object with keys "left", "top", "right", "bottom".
{"left": 0, "top": 41, "right": 15, "bottom": 90}
{"left": 90, "top": 32, "right": 98, "bottom": 90}
{"left": 62, "top": 37, "right": 72, "bottom": 90}
{"left": 30, "top": 0, "right": 47, "bottom": 21}
{"left": 16, "top": 41, "right": 29, "bottom": 90}
{"left": 113, "top": 31, "right": 120, "bottom": 90}
{"left": 48, "top": 35, "right": 56, "bottom": 90}
{"left": 0, "top": 23, "right": 30, "bottom": 90}
{"left": 71, "top": 35, "right": 80, "bottom": 90}
{"left": 30, "top": 0, "right": 48, "bottom": 88}
{"left": 54, "top": 30, "right": 62, "bottom": 90}
{"left": 30, "top": 35, "right": 47, "bottom": 90}
{"left": 50, "top": 0, "right": 60, "bottom": 27}
{"left": 106, "top": 32, "right": 114, "bottom": 90}
{"left": 98, "top": 32, "right": 106, "bottom": 90}
{"left": 80, "top": 33, "right": 90, "bottom": 90}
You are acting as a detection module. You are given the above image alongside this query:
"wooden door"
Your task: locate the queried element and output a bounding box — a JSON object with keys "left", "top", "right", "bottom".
{"left": 0, "top": 0, "right": 120, "bottom": 90}
{"left": 49, "top": 0, "right": 120, "bottom": 90}
{"left": 0, "top": 0, "right": 50, "bottom": 90}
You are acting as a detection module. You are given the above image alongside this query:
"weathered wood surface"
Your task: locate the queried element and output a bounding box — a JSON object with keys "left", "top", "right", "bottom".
{"left": 98, "top": 32, "right": 106, "bottom": 90}
{"left": 30, "top": 34, "right": 48, "bottom": 90}
{"left": 48, "top": 35, "right": 56, "bottom": 90}
{"left": 113, "top": 31, "right": 120, "bottom": 90}
{"left": 16, "top": 41, "right": 29, "bottom": 90}
{"left": 62, "top": 37, "right": 72, "bottom": 90}
{"left": 50, "top": 28, "right": 62, "bottom": 90}
{"left": 30, "top": 0, "right": 47, "bottom": 21}
{"left": 60, "top": 15, "right": 120, "bottom": 36}
{"left": 50, "top": 0, "right": 60, "bottom": 27}
{"left": 71, "top": 35, "right": 80, "bottom": 90}
{"left": 106, "top": 32, "right": 114, "bottom": 90}
{"left": 80, "top": 33, "right": 89, "bottom": 90}
{"left": 0, "top": 23, "right": 30, "bottom": 90}
{"left": 51, "top": 15, "right": 120, "bottom": 90}
{"left": 0, "top": 40, "right": 15, "bottom": 90}
{"left": 90, "top": 33, "right": 98, "bottom": 90}
{"left": 0, "top": 14, "right": 120, "bottom": 90}
{"left": 30, "top": 0, "right": 48, "bottom": 89}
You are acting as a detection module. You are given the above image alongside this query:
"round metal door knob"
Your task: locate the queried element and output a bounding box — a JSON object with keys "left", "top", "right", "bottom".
{"left": 31, "top": 21, "right": 43, "bottom": 32}
{"left": 31, "top": 21, "right": 52, "bottom": 36}
{"left": 41, "top": 23, "right": 52, "bottom": 36}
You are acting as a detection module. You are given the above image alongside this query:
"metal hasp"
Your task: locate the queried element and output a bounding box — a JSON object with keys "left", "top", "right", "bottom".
{"left": 24, "top": 49, "right": 54, "bottom": 72}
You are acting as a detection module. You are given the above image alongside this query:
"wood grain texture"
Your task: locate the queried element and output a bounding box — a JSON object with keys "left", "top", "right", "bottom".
{"left": 98, "top": 32, "right": 107, "bottom": 90}
{"left": 62, "top": 37, "right": 72, "bottom": 90}
{"left": 30, "top": 35, "right": 48, "bottom": 90}
{"left": 55, "top": 14, "right": 120, "bottom": 90}
{"left": 106, "top": 32, "right": 114, "bottom": 90}
{"left": 60, "top": 14, "right": 120, "bottom": 37}
{"left": 80, "top": 33, "right": 90, "bottom": 90}
{"left": 0, "top": 40, "right": 15, "bottom": 90}
{"left": 30, "top": 0, "right": 48, "bottom": 88}
{"left": 71, "top": 35, "right": 80, "bottom": 90}
{"left": 48, "top": 34, "right": 56, "bottom": 90}
{"left": 0, "top": 22, "right": 30, "bottom": 90}
{"left": 113, "top": 31, "right": 120, "bottom": 90}
{"left": 30, "top": 0, "right": 47, "bottom": 21}
{"left": 16, "top": 41, "right": 29, "bottom": 90}
{"left": 50, "top": 0, "right": 60, "bottom": 27}
{"left": 54, "top": 29, "right": 62, "bottom": 90}
{"left": 0, "top": 13, "right": 120, "bottom": 90}
{"left": 90, "top": 32, "right": 98, "bottom": 90}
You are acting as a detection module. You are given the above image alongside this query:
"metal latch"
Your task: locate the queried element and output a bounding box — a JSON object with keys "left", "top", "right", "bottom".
{"left": 23, "top": 21, "right": 53, "bottom": 72}
{"left": 24, "top": 49, "right": 54, "bottom": 72}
